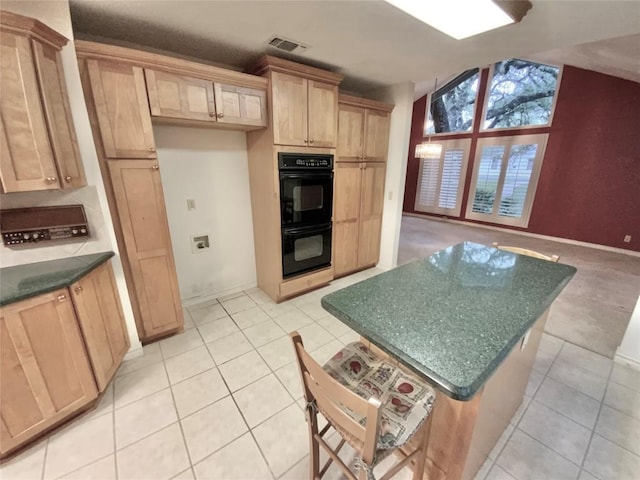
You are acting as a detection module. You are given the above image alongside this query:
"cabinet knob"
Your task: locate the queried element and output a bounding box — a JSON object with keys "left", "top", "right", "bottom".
{"left": 65, "top": 176, "right": 72, "bottom": 183}
{"left": 209, "top": 112, "right": 216, "bottom": 117}
{"left": 217, "top": 112, "right": 224, "bottom": 119}
{"left": 45, "top": 176, "right": 57, "bottom": 183}
{"left": 309, "top": 138, "right": 314, "bottom": 144}
{"left": 57, "top": 294, "right": 66, "bottom": 302}
{"left": 303, "top": 139, "right": 308, "bottom": 143}
{"left": 74, "top": 285, "right": 83, "bottom": 293}
{"left": 148, "top": 147, "right": 156, "bottom": 153}
{"left": 152, "top": 165, "right": 159, "bottom": 170}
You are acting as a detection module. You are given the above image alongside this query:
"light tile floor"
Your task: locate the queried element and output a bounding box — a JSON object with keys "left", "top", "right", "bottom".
{"left": 2, "top": 269, "right": 640, "bottom": 480}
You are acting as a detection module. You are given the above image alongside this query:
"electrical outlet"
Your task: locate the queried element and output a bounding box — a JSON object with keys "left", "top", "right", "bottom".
{"left": 624, "top": 235, "right": 631, "bottom": 243}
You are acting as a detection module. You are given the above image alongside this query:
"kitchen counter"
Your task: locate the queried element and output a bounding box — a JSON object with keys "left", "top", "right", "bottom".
{"left": 321, "top": 241, "right": 576, "bottom": 401}
{"left": 0, "top": 252, "right": 115, "bottom": 306}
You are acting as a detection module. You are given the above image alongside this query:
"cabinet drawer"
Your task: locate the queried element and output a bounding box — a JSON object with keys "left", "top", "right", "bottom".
{"left": 279, "top": 266, "right": 334, "bottom": 300}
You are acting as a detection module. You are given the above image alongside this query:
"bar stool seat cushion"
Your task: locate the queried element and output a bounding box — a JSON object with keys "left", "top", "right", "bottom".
{"left": 323, "top": 342, "right": 436, "bottom": 452}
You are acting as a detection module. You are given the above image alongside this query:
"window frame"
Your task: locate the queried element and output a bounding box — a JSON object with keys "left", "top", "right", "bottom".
{"left": 465, "top": 133, "right": 549, "bottom": 227}
{"left": 479, "top": 60, "right": 563, "bottom": 133}
{"left": 423, "top": 69, "right": 481, "bottom": 137}
{"left": 414, "top": 138, "right": 472, "bottom": 217}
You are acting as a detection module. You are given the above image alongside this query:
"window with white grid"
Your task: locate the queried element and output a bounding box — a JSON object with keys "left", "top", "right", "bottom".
{"left": 414, "top": 139, "right": 471, "bottom": 216}
{"left": 466, "top": 134, "right": 548, "bottom": 227}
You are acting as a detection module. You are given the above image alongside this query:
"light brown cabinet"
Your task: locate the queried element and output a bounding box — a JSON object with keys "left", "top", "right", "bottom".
{"left": 214, "top": 82, "right": 267, "bottom": 128}
{"left": 337, "top": 100, "right": 391, "bottom": 163}
{"left": 270, "top": 71, "right": 338, "bottom": 148}
{"left": 108, "top": 160, "right": 184, "bottom": 341}
{"left": 86, "top": 59, "right": 157, "bottom": 159}
{"left": 144, "top": 68, "right": 268, "bottom": 128}
{"left": 0, "top": 290, "right": 98, "bottom": 456}
{"left": 334, "top": 162, "right": 387, "bottom": 276}
{"left": 0, "top": 12, "right": 85, "bottom": 193}
{"left": 145, "top": 68, "right": 216, "bottom": 122}
{"left": 334, "top": 95, "right": 392, "bottom": 277}
{"left": 71, "top": 262, "right": 130, "bottom": 392}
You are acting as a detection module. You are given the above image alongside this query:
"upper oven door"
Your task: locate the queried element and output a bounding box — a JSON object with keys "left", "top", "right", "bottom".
{"left": 280, "top": 172, "right": 333, "bottom": 227}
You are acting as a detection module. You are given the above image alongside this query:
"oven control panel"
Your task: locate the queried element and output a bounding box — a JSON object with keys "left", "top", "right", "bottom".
{"left": 3, "top": 226, "right": 89, "bottom": 245}
{"left": 278, "top": 152, "right": 333, "bottom": 170}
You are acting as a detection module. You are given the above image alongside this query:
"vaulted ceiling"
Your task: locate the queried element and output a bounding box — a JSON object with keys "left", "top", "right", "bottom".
{"left": 70, "top": 0, "right": 640, "bottom": 95}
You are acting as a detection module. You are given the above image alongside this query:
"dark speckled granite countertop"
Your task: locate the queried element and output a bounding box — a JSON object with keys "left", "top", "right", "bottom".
{"left": 0, "top": 252, "right": 115, "bottom": 306}
{"left": 321, "top": 242, "right": 576, "bottom": 401}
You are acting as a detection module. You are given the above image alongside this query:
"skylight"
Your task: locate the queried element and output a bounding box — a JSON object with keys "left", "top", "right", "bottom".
{"left": 385, "top": 0, "right": 517, "bottom": 40}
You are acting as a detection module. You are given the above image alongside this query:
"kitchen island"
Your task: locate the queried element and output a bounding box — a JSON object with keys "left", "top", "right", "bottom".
{"left": 322, "top": 242, "right": 576, "bottom": 480}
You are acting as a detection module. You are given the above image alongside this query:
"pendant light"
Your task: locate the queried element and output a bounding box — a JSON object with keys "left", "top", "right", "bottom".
{"left": 415, "top": 77, "right": 443, "bottom": 160}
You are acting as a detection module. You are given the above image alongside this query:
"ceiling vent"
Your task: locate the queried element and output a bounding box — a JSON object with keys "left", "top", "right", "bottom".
{"left": 267, "top": 35, "right": 309, "bottom": 54}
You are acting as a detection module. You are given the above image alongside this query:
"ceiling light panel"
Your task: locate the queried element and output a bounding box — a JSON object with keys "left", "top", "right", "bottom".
{"left": 385, "top": 0, "right": 515, "bottom": 40}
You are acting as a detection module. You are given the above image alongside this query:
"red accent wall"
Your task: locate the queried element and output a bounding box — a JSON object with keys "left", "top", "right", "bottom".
{"left": 403, "top": 66, "right": 640, "bottom": 252}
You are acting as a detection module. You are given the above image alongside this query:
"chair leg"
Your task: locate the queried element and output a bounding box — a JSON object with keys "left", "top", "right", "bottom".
{"left": 412, "top": 414, "right": 434, "bottom": 480}
{"left": 306, "top": 408, "right": 320, "bottom": 480}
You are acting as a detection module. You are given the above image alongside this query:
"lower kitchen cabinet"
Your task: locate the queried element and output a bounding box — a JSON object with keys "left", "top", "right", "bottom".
{"left": 0, "top": 289, "right": 98, "bottom": 456}
{"left": 71, "top": 262, "right": 130, "bottom": 391}
{"left": 333, "top": 161, "right": 386, "bottom": 277}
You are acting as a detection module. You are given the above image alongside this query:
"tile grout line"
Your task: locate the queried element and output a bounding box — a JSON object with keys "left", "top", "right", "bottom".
{"left": 39, "top": 438, "right": 49, "bottom": 480}
{"left": 167, "top": 328, "right": 219, "bottom": 475}
{"left": 577, "top": 363, "right": 620, "bottom": 480}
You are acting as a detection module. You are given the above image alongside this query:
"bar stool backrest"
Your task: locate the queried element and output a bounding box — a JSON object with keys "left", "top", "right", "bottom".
{"left": 492, "top": 242, "right": 560, "bottom": 263}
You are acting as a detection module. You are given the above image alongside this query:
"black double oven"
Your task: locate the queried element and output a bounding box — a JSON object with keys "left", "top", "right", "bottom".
{"left": 279, "top": 152, "right": 333, "bottom": 279}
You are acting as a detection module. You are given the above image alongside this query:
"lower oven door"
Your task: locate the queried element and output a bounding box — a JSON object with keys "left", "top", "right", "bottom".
{"left": 282, "top": 223, "right": 332, "bottom": 279}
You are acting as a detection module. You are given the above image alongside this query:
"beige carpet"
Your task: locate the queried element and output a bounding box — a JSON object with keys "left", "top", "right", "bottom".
{"left": 397, "top": 215, "right": 640, "bottom": 358}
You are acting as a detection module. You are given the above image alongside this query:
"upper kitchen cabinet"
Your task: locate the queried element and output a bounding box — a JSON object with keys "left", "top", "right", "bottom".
{"left": 144, "top": 68, "right": 268, "bottom": 127}
{"left": 337, "top": 94, "right": 393, "bottom": 163}
{"left": 145, "top": 69, "right": 216, "bottom": 122}
{"left": 214, "top": 82, "right": 267, "bottom": 128}
{"left": 252, "top": 55, "right": 342, "bottom": 148}
{"left": 0, "top": 11, "right": 85, "bottom": 193}
{"left": 85, "top": 59, "right": 157, "bottom": 159}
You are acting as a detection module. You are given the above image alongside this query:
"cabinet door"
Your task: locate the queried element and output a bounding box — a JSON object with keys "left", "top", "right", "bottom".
{"left": 0, "top": 290, "right": 97, "bottom": 456}
{"left": 0, "top": 32, "right": 59, "bottom": 192}
{"left": 145, "top": 69, "right": 216, "bottom": 122}
{"left": 108, "top": 160, "right": 184, "bottom": 340}
{"left": 71, "top": 262, "right": 130, "bottom": 392}
{"left": 32, "top": 40, "right": 86, "bottom": 189}
{"left": 358, "top": 162, "right": 386, "bottom": 268}
{"left": 86, "top": 60, "right": 156, "bottom": 159}
{"left": 337, "top": 104, "right": 365, "bottom": 162}
{"left": 271, "top": 71, "right": 307, "bottom": 146}
{"left": 214, "top": 83, "right": 267, "bottom": 127}
{"left": 364, "top": 109, "right": 391, "bottom": 162}
{"left": 308, "top": 80, "right": 338, "bottom": 148}
{"left": 333, "top": 163, "right": 362, "bottom": 277}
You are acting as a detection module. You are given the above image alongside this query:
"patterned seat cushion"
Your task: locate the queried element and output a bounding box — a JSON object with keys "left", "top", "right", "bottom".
{"left": 322, "top": 342, "right": 435, "bottom": 451}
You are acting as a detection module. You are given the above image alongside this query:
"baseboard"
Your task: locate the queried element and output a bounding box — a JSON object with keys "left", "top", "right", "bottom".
{"left": 124, "top": 345, "right": 144, "bottom": 360}
{"left": 181, "top": 281, "right": 258, "bottom": 308}
{"left": 403, "top": 213, "right": 640, "bottom": 257}
{"left": 614, "top": 350, "right": 640, "bottom": 371}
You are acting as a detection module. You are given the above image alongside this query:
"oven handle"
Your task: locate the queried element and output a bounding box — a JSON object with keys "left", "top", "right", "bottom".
{"left": 282, "top": 223, "right": 332, "bottom": 236}
{"left": 279, "top": 172, "right": 333, "bottom": 180}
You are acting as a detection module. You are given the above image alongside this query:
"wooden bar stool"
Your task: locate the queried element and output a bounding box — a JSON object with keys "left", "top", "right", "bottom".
{"left": 492, "top": 242, "right": 560, "bottom": 262}
{"left": 291, "top": 332, "right": 436, "bottom": 480}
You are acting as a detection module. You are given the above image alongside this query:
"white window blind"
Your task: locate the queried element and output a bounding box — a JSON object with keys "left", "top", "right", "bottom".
{"left": 414, "top": 139, "right": 471, "bottom": 216}
{"left": 466, "top": 134, "right": 548, "bottom": 227}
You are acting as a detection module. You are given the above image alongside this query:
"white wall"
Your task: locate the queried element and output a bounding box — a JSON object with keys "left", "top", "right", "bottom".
{"left": 154, "top": 126, "right": 257, "bottom": 302}
{"left": 616, "top": 296, "right": 640, "bottom": 370}
{"left": 370, "top": 82, "right": 415, "bottom": 270}
{"left": 0, "top": 0, "right": 142, "bottom": 352}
